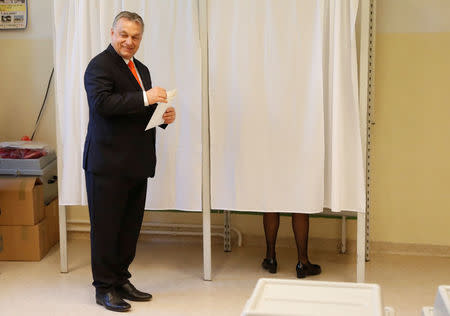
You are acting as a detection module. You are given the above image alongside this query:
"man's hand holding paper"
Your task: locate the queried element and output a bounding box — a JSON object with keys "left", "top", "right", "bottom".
{"left": 146, "top": 86, "right": 168, "bottom": 104}
{"left": 163, "top": 106, "right": 176, "bottom": 124}
{"left": 145, "top": 88, "right": 177, "bottom": 130}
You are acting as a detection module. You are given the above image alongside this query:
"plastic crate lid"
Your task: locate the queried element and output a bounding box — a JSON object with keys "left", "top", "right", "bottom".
{"left": 242, "top": 278, "right": 384, "bottom": 316}
{"left": 0, "top": 152, "right": 56, "bottom": 176}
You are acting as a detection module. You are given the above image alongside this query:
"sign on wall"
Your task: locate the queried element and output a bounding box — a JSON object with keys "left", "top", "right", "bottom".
{"left": 0, "top": 0, "right": 27, "bottom": 30}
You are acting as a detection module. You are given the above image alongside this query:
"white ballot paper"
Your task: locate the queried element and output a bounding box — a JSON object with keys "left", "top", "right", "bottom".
{"left": 145, "top": 89, "right": 177, "bottom": 130}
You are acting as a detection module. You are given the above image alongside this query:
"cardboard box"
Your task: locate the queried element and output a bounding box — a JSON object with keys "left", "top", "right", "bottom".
{"left": 45, "top": 198, "right": 59, "bottom": 249}
{"left": 0, "top": 177, "right": 44, "bottom": 225}
{"left": 0, "top": 198, "right": 60, "bottom": 261}
{"left": 0, "top": 218, "right": 49, "bottom": 261}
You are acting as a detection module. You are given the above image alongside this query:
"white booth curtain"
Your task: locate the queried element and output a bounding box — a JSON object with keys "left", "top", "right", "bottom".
{"left": 208, "top": 0, "right": 364, "bottom": 213}
{"left": 53, "top": 0, "right": 203, "bottom": 210}
{"left": 54, "top": 0, "right": 364, "bottom": 214}
{"left": 322, "top": 0, "right": 365, "bottom": 213}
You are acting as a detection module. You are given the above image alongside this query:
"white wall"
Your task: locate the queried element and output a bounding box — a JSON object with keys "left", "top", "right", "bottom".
{"left": 0, "top": 0, "right": 56, "bottom": 149}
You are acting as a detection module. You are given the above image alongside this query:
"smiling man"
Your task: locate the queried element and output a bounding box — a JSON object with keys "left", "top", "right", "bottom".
{"left": 83, "top": 11, "right": 176, "bottom": 312}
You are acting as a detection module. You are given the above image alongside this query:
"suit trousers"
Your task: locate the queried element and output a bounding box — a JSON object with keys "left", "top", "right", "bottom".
{"left": 85, "top": 171, "right": 147, "bottom": 294}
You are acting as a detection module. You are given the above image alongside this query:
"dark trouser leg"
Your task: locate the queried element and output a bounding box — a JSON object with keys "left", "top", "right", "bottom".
{"left": 263, "top": 212, "right": 280, "bottom": 259}
{"left": 116, "top": 178, "right": 147, "bottom": 285}
{"left": 85, "top": 172, "right": 130, "bottom": 294}
{"left": 292, "top": 213, "right": 310, "bottom": 264}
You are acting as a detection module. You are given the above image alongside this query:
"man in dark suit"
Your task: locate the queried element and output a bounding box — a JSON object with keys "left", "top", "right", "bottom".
{"left": 83, "top": 11, "right": 176, "bottom": 312}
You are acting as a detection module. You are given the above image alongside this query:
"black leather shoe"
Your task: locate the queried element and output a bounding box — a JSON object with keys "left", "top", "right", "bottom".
{"left": 296, "top": 261, "right": 321, "bottom": 278}
{"left": 261, "top": 258, "right": 278, "bottom": 273}
{"left": 96, "top": 291, "right": 131, "bottom": 312}
{"left": 116, "top": 282, "right": 152, "bottom": 302}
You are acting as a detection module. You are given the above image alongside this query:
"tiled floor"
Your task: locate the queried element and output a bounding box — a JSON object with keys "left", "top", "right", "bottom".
{"left": 0, "top": 239, "right": 449, "bottom": 315}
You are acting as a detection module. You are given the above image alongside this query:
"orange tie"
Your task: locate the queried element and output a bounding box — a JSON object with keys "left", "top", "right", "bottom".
{"left": 127, "top": 60, "right": 142, "bottom": 88}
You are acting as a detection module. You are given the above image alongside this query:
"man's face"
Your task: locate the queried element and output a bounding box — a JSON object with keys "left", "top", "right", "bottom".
{"left": 111, "top": 18, "right": 143, "bottom": 59}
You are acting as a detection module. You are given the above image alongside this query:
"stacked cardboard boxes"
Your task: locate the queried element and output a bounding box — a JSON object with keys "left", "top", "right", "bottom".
{"left": 0, "top": 177, "right": 59, "bottom": 261}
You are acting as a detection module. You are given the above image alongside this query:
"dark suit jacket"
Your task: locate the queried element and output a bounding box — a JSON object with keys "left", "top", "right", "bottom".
{"left": 83, "top": 44, "right": 164, "bottom": 178}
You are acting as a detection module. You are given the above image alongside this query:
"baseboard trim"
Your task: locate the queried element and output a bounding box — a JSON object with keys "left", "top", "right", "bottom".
{"left": 369, "top": 241, "right": 450, "bottom": 257}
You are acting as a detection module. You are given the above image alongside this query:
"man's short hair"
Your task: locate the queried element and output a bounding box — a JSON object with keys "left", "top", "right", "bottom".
{"left": 112, "top": 11, "right": 144, "bottom": 32}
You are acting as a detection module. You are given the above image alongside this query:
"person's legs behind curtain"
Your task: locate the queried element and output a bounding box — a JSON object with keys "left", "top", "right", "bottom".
{"left": 292, "top": 213, "right": 321, "bottom": 278}
{"left": 262, "top": 212, "right": 280, "bottom": 273}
